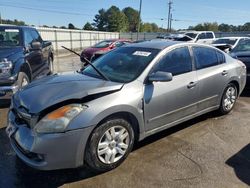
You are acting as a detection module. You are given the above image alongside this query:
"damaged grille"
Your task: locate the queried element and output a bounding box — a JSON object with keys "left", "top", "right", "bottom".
{"left": 12, "top": 105, "right": 38, "bottom": 129}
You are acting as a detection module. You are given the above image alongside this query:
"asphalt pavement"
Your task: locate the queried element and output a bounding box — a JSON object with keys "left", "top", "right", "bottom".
{"left": 0, "top": 55, "right": 249, "bottom": 188}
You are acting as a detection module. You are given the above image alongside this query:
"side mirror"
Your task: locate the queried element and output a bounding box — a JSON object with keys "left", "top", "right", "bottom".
{"left": 31, "top": 41, "right": 41, "bottom": 50}
{"left": 148, "top": 71, "right": 173, "bottom": 82}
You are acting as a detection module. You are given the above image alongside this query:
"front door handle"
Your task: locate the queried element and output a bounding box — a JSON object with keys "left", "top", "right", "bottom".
{"left": 187, "top": 82, "right": 196, "bottom": 89}
{"left": 222, "top": 70, "right": 228, "bottom": 76}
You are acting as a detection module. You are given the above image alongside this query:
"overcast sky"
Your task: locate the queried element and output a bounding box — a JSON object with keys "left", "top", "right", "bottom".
{"left": 0, "top": 0, "right": 250, "bottom": 29}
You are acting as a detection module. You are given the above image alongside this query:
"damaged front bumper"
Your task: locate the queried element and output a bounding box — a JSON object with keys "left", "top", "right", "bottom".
{"left": 6, "top": 110, "right": 93, "bottom": 170}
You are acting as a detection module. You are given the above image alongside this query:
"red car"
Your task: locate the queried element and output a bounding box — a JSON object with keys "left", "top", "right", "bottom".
{"left": 80, "top": 39, "right": 131, "bottom": 63}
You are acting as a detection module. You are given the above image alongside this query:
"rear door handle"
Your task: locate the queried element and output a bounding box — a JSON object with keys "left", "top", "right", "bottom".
{"left": 187, "top": 82, "right": 197, "bottom": 89}
{"left": 222, "top": 70, "right": 228, "bottom": 76}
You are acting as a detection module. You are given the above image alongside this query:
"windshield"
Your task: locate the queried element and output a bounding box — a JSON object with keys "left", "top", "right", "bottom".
{"left": 184, "top": 32, "right": 198, "bottom": 39}
{"left": 0, "top": 28, "right": 21, "bottom": 47}
{"left": 231, "top": 39, "right": 250, "bottom": 53}
{"left": 82, "top": 47, "right": 160, "bottom": 83}
{"left": 213, "top": 38, "right": 237, "bottom": 45}
{"left": 94, "top": 40, "right": 113, "bottom": 48}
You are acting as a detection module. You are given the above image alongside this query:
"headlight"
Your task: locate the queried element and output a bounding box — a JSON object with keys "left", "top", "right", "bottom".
{"left": 0, "top": 58, "right": 13, "bottom": 77}
{"left": 34, "top": 104, "right": 87, "bottom": 133}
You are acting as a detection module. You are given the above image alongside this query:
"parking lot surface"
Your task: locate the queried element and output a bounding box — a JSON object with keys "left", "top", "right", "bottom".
{"left": 0, "top": 55, "right": 250, "bottom": 188}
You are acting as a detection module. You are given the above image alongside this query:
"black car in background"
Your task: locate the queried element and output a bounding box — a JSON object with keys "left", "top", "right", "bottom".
{"left": 230, "top": 38, "right": 250, "bottom": 87}
{"left": 0, "top": 25, "right": 54, "bottom": 99}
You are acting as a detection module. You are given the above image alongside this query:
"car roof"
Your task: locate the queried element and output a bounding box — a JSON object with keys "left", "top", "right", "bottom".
{"left": 215, "top": 37, "right": 247, "bottom": 40}
{"left": 124, "top": 40, "right": 182, "bottom": 50}
{"left": 185, "top": 31, "right": 213, "bottom": 34}
{"left": 102, "top": 39, "right": 130, "bottom": 42}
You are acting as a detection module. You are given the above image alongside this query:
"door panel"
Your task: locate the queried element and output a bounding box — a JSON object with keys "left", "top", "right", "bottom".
{"left": 196, "top": 64, "right": 229, "bottom": 110}
{"left": 144, "top": 71, "right": 198, "bottom": 131}
{"left": 30, "top": 30, "right": 46, "bottom": 74}
{"left": 192, "top": 47, "right": 229, "bottom": 111}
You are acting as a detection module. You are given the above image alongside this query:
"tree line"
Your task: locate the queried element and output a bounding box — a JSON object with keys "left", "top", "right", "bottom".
{"left": 188, "top": 22, "right": 250, "bottom": 32}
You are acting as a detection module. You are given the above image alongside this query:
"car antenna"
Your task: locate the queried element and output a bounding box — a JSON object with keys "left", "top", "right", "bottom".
{"left": 61, "top": 46, "right": 110, "bottom": 81}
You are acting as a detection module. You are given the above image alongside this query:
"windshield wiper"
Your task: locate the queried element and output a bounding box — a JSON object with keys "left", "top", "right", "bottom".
{"left": 61, "top": 46, "right": 110, "bottom": 81}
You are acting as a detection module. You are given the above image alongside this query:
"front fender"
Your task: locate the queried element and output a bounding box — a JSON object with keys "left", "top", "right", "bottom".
{"left": 13, "top": 58, "right": 32, "bottom": 78}
{"left": 67, "top": 84, "right": 146, "bottom": 140}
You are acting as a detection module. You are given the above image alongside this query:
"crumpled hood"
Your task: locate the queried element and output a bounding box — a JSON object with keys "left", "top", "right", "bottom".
{"left": 13, "top": 72, "right": 123, "bottom": 114}
{"left": 0, "top": 47, "right": 23, "bottom": 59}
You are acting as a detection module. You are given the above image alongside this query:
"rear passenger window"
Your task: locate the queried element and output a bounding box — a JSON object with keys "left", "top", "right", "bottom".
{"left": 216, "top": 51, "right": 225, "bottom": 64}
{"left": 206, "top": 33, "right": 214, "bottom": 39}
{"left": 193, "top": 47, "right": 218, "bottom": 69}
{"left": 153, "top": 47, "right": 192, "bottom": 76}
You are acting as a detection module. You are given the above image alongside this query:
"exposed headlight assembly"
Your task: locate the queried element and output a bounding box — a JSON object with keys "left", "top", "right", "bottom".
{"left": 0, "top": 58, "right": 13, "bottom": 77}
{"left": 34, "top": 104, "right": 87, "bottom": 133}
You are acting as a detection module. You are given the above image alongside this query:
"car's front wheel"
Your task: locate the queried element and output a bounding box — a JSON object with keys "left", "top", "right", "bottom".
{"left": 48, "top": 56, "right": 53, "bottom": 74}
{"left": 219, "top": 83, "right": 238, "bottom": 115}
{"left": 85, "top": 118, "right": 135, "bottom": 172}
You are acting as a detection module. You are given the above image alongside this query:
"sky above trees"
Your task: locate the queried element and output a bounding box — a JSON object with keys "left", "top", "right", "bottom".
{"left": 1, "top": 0, "right": 250, "bottom": 30}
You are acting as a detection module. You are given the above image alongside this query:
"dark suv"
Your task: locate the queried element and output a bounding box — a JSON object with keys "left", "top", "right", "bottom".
{"left": 0, "top": 25, "right": 53, "bottom": 99}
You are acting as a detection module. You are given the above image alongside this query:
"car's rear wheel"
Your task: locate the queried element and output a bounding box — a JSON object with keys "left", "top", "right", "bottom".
{"left": 219, "top": 83, "right": 238, "bottom": 115}
{"left": 17, "top": 72, "right": 30, "bottom": 88}
{"left": 85, "top": 118, "right": 134, "bottom": 172}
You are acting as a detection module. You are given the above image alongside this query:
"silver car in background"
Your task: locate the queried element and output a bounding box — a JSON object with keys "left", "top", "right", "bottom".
{"left": 6, "top": 41, "right": 246, "bottom": 172}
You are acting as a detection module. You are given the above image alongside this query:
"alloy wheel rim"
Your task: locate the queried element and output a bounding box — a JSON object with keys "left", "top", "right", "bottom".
{"left": 223, "top": 86, "right": 236, "bottom": 111}
{"left": 97, "top": 126, "right": 130, "bottom": 164}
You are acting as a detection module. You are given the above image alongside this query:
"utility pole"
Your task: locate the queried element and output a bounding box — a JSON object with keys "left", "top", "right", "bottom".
{"left": 0, "top": 12, "right": 2, "bottom": 24}
{"left": 137, "top": 0, "right": 142, "bottom": 40}
{"left": 167, "top": 0, "right": 173, "bottom": 32}
{"left": 169, "top": 13, "right": 172, "bottom": 32}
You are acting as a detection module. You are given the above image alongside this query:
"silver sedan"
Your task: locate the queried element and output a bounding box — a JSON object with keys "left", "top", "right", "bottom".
{"left": 6, "top": 41, "right": 246, "bottom": 172}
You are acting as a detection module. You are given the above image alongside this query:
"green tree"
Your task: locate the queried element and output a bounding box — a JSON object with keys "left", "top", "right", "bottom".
{"left": 141, "top": 23, "right": 153, "bottom": 32}
{"left": 123, "top": 7, "right": 140, "bottom": 32}
{"left": 2, "top": 19, "right": 26, "bottom": 26}
{"left": 68, "top": 23, "right": 76, "bottom": 29}
{"left": 218, "top": 23, "right": 231, "bottom": 32}
{"left": 141, "top": 23, "right": 159, "bottom": 32}
{"left": 105, "top": 6, "right": 128, "bottom": 32}
{"left": 242, "top": 22, "right": 250, "bottom": 31}
{"left": 83, "top": 22, "right": 94, "bottom": 30}
{"left": 151, "top": 23, "right": 159, "bottom": 32}
{"left": 192, "top": 22, "right": 218, "bottom": 31}
{"left": 93, "top": 8, "right": 108, "bottom": 31}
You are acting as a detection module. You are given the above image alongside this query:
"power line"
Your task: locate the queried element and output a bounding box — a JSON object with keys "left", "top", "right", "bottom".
{"left": 0, "top": 3, "right": 94, "bottom": 17}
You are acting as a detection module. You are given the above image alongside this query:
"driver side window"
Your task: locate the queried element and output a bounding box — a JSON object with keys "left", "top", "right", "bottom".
{"left": 153, "top": 47, "right": 193, "bottom": 76}
{"left": 24, "top": 30, "right": 34, "bottom": 47}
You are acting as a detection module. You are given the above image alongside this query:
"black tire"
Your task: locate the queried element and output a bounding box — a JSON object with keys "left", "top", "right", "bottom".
{"left": 85, "top": 118, "right": 135, "bottom": 172}
{"left": 218, "top": 83, "right": 238, "bottom": 115}
{"left": 17, "top": 72, "right": 30, "bottom": 88}
{"left": 48, "top": 56, "right": 53, "bottom": 74}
